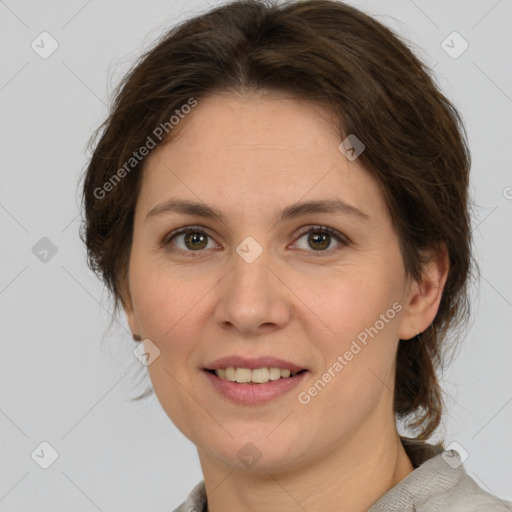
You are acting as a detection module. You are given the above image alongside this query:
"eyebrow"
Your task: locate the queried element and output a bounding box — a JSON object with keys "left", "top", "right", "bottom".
{"left": 145, "top": 198, "right": 370, "bottom": 225}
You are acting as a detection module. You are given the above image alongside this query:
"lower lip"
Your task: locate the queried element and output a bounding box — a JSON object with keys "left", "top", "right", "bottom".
{"left": 203, "top": 370, "right": 308, "bottom": 405}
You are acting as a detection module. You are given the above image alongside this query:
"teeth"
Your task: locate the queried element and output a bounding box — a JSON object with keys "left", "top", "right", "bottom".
{"left": 235, "top": 368, "right": 252, "bottom": 383}
{"left": 214, "top": 366, "right": 300, "bottom": 384}
{"left": 268, "top": 367, "right": 281, "bottom": 380}
{"left": 251, "top": 367, "right": 269, "bottom": 383}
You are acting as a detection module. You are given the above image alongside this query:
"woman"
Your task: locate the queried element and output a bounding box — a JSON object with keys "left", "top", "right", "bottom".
{"left": 80, "top": 0, "right": 512, "bottom": 510}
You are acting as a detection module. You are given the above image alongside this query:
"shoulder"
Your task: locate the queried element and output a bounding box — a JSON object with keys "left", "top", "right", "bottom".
{"left": 370, "top": 439, "right": 512, "bottom": 511}
{"left": 437, "top": 472, "right": 512, "bottom": 511}
{"left": 172, "top": 480, "right": 207, "bottom": 512}
{"left": 420, "top": 449, "right": 512, "bottom": 511}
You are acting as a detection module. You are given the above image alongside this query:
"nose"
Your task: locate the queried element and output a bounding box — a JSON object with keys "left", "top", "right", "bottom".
{"left": 213, "top": 244, "right": 291, "bottom": 335}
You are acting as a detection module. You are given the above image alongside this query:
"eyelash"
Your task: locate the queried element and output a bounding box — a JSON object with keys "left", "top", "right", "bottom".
{"left": 161, "top": 224, "right": 349, "bottom": 257}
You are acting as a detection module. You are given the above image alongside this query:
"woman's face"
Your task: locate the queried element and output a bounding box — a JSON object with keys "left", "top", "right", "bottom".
{"left": 123, "top": 92, "right": 424, "bottom": 472}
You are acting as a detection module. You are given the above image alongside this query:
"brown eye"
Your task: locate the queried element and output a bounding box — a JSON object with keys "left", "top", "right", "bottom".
{"left": 293, "top": 225, "right": 348, "bottom": 254}
{"left": 307, "top": 231, "right": 331, "bottom": 251}
{"left": 183, "top": 232, "right": 208, "bottom": 250}
{"left": 163, "top": 227, "right": 216, "bottom": 253}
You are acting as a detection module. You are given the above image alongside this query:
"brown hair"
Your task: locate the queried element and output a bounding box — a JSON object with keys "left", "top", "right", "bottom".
{"left": 80, "top": 0, "right": 475, "bottom": 441}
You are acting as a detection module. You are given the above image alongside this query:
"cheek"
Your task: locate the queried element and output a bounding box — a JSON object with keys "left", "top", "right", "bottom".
{"left": 311, "top": 268, "right": 402, "bottom": 341}
{"left": 129, "top": 253, "right": 202, "bottom": 337}
{"left": 130, "top": 263, "right": 206, "bottom": 433}
{"left": 302, "top": 266, "right": 402, "bottom": 404}
{"left": 299, "top": 317, "right": 399, "bottom": 442}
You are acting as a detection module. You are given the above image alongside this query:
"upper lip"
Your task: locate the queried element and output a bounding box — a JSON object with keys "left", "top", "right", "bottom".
{"left": 204, "top": 356, "right": 307, "bottom": 373}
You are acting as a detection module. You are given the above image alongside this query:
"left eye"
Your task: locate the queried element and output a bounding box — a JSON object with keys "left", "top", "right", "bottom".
{"left": 293, "top": 226, "right": 347, "bottom": 253}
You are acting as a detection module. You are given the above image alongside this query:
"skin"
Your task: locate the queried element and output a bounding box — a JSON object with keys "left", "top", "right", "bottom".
{"left": 122, "top": 91, "right": 449, "bottom": 512}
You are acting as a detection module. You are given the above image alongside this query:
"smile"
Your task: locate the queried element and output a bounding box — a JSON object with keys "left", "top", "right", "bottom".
{"left": 209, "top": 366, "right": 304, "bottom": 384}
{"left": 203, "top": 368, "right": 309, "bottom": 405}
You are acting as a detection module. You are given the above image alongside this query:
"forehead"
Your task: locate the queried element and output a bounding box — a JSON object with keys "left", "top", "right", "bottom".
{"left": 137, "top": 93, "right": 387, "bottom": 224}
{"left": 157, "top": 92, "right": 344, "bottom": 163}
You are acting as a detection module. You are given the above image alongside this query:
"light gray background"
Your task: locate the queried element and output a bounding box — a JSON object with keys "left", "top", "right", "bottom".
{"left": 1, "top": 0, "right": 511, "bottom": 510}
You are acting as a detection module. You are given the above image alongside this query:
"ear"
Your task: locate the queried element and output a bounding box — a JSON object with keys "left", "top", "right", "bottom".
{"left": 398, "top": 243, "right": 449, "bottom": 340}
{"left": 124, "top": 308, "right": 140, "bottom": 340}
{"left": 119, "top": 277, "right": 141, "bottom": 339}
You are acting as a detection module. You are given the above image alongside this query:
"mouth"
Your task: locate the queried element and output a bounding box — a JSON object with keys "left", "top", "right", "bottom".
{"left": 202, "top": 356, "right": 310, "bottom": 404}
{"left": 204, "top": 367, "right": 308, "bottom": 384}
{"left": 203, "top": 366, "right": 309, "bottom": 405}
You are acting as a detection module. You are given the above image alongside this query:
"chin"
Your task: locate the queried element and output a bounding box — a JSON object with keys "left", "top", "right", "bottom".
{"left": 204, "top": 433, "right": 307, "bottom": 474}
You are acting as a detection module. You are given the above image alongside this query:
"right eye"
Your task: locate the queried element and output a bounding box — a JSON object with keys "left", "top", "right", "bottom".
{"left": 162, "top": 226, "right": 219, "bottom": 255}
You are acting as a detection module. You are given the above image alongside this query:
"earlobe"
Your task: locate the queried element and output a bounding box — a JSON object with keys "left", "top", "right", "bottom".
{"left": 124, "top": 308, "right": 141, "bottom": 341}
{"left": 120, "top": 292, "right": 142, "bottom": 341}
{"left": 118, "top": 276, "right": 141, "bottom": 340}
{"left": 398, "top": 243, "right": 449, "bottom": 341}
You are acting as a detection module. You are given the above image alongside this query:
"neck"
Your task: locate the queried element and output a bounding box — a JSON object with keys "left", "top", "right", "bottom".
{"left": 198, "top": 423, "right": 414, "bottom": 512}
